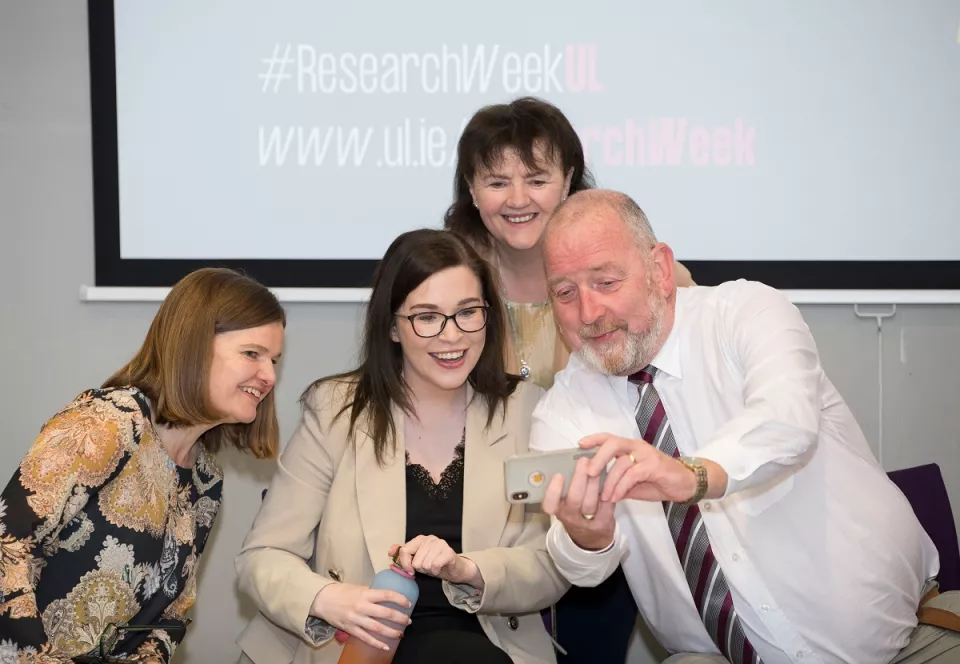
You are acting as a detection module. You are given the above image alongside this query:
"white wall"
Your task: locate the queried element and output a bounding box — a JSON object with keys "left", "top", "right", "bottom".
{"left": 1, "top": 3, "right": 957, "bottom": 663}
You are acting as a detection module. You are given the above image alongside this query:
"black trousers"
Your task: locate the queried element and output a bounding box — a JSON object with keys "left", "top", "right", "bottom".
{"left": 555, "top": 565, "right": 638, "bottom": 663}
{"left": 393, "top": 613, "right": 513, "bottom": 664}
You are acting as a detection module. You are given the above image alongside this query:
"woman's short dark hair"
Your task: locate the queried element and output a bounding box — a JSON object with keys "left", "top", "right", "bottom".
{"left": 103, "top": 267, "right": 286, "bottom": 458}
{"left": 444, "top": 96, "right": 596, "bottom": 251}
{"left": 308, "top": 229, "right": 519, "bottom": 465}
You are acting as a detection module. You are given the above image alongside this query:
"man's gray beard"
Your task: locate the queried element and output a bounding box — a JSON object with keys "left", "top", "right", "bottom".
{"left": 574, "top": 293, "right": 666, "bottom": 376}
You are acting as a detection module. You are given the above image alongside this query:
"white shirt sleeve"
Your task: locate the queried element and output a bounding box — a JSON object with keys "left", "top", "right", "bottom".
{"left": 529, "top": 386, "right": 587, "bottom": 453}
{"left": 545, "top": 519, "right": 626, "bottom": 587}
{"left": 530, "top": 388, "right": 626, "bottom": 586}
{"left": 695, "top": 282, "right": 823, "bottom": 496}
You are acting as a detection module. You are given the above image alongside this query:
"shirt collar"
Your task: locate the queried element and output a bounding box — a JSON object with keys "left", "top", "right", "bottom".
{"left": 647, "top": 289, "right": 684, "bottom": 381}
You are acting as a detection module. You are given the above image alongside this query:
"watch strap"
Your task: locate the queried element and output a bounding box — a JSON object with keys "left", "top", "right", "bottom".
{"left": 679, "top": 456, "right": 708, "bottom": 505}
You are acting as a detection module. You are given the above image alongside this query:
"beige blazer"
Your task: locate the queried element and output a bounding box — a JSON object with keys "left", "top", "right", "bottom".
{"left": 235, "top": 379, "right": 569, "bottom": 664}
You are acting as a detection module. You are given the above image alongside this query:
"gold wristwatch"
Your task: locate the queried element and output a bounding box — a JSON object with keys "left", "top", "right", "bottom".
{"left": 678, "top": 456, "right": 708, "bottom": 505}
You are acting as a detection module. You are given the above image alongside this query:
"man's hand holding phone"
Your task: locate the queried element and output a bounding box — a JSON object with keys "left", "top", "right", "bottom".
{"left": 542, "top": 455, "right": 617, "bottom": 552}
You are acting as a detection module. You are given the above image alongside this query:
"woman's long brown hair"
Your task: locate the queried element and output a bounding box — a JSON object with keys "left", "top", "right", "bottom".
{"left": 304, "top": 229, "right": 520, "bottom": 466}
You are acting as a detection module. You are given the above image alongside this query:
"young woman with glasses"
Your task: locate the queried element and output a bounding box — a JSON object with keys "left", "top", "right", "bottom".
{"left": 235, "top": 229, "right": 569, "bottom": 664}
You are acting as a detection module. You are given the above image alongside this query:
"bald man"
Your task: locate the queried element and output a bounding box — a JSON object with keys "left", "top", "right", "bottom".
{"left": 528, "top": 189, "right": 959, "bottom": 663}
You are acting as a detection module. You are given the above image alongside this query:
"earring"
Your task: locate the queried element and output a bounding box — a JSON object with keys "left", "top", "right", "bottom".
{"left": 473, "top": 202, "right": 478, "bottom": 209}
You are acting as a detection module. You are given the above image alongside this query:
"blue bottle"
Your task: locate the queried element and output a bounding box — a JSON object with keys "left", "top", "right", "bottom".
{"left": 337, "top": 555, "right": 419, "bottom": 663}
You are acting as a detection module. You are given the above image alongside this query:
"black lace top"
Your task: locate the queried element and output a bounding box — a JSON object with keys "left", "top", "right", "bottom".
{"left": 403, "top": 429, "right": 481, "bottom": 632}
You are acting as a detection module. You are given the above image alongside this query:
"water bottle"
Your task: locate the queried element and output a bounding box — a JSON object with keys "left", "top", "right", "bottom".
{"left": 336, "top": 555, "right": 419, "bottom": 664}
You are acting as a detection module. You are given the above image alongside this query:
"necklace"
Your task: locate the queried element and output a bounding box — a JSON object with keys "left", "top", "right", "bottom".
{"left": 495, "top": 251, "right": 536, "bottom": 381}
{"left": 505, "top": 303, "right": 532, "bottom": 380}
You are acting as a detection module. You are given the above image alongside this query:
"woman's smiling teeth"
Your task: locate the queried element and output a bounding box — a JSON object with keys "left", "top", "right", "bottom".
{"left": 241, "top": 386, "right": 262, "bottom": 399}
{"left": 503, "top": 212, "right": 537, "bottom": 224}
{"left": 431, "top": 350, "right": 465, "bottom": 361}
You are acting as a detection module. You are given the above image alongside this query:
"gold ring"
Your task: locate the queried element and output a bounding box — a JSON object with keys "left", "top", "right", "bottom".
{"left": 581, "top": 513, "right": 596, "bottom": 521}
{"left": 628, "top": 453, "right": 636, "bottom": 464}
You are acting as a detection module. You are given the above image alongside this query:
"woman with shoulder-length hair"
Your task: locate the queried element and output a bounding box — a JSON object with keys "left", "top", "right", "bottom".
{"left": 445, "top": 96, "right": 696, "bottom": 390}
{"left": 236, "top": 229, "right": 568, "bottom": 664}
{"left": 0, "top": 267, "right": 286, "bottom": 663}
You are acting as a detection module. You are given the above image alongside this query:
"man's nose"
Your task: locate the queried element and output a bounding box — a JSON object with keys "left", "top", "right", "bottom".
{"left": 579, "top": 291, "right": 604, "bottom": 324}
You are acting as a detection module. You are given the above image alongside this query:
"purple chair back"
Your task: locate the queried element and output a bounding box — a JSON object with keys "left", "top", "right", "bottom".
{"left": 887, "top": 463, "right": 960, "bottom": 592}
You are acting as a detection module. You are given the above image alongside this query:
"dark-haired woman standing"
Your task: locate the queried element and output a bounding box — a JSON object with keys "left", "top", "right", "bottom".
{"left": 445, "top": 96, "right": 695, "bottom": 664}
{"left": 444, "top": 96, "right": 695, "bottom": 391}
{"left": 236, "top": 229, "right": 568, "bottom": 664}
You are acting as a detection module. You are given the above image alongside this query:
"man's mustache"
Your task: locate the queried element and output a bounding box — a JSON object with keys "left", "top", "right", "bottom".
{"left": 579, "top": 319, "right": 627, "bottom": 340}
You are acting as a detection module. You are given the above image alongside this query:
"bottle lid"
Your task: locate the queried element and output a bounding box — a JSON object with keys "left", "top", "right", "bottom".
{"left": 390, "top": 553, "right": 415, "bottom": 579}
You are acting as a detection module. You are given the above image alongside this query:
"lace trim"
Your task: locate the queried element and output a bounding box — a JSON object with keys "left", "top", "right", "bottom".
{"left": 405, "top": 428, "right": 465, "bottom": 500}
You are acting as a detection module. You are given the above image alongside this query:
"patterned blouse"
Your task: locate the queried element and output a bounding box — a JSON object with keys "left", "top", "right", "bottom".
{"left": 0, "top": 387, "right": 223, "bottom": 663}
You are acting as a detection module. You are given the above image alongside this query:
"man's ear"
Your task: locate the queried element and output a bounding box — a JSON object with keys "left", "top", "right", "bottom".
{"left": 650, "top": 243, "right": 677, "bottom": 293}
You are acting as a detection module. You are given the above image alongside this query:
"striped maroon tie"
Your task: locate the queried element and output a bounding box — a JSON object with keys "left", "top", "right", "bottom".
{"left": 629, "top": 366, "right": 762, "bottom": 664}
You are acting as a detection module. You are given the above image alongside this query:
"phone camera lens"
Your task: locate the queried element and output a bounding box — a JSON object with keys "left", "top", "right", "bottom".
{"left": 512, "top": 492, "right": 528, "bottom": 500}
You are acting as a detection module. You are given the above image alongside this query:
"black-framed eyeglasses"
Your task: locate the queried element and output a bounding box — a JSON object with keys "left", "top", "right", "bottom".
{"left": 73, "top": 621, "right": 190, "bottom": 663}
{"left": 394, "top": 306, "right": 489, "bottom": 338}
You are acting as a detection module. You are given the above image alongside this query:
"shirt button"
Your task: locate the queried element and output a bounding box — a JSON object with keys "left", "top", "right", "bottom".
{"left": 796, "top": 652, "right": 804, "bottom": 660}
{"left": 761, "top": 604, "right": 770, "bottom": 612}
{"left": 731, "top": 553, "right": 740, "bottom": 562}
{"left": 508, "top": 616, "right": 519, "bottom": 630}
{"left": 702, "top": 502, "right": 712, "bottom": 511}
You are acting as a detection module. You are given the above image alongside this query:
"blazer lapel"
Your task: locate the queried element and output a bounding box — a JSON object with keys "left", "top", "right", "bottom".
{"left": 461, "top": 387, "right": 513, "bottom": 553}
{"left": 355, "top": 406, "right": 407, "bottom": 573}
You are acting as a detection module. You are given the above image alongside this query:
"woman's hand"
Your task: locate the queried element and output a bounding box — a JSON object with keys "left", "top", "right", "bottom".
{"left": 389, "top": 537, "right": 484, "bottom": 589}
{"left": 310, "top": 582, "right": 412, "bottom": 651}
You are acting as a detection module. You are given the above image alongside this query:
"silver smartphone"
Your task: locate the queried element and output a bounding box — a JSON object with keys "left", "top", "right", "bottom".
{"left": 504, "top": 447, "right": 607, "bottom": 504}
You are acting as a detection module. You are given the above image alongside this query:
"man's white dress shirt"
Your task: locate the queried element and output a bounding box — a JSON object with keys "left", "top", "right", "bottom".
{"left": 531, "top": 280, "right": 939, "bottom": 664}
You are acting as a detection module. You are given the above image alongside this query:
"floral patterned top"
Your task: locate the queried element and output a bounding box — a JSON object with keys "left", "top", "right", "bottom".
{"left": 0, "top": 387, "right": 223, "bottom": 663}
